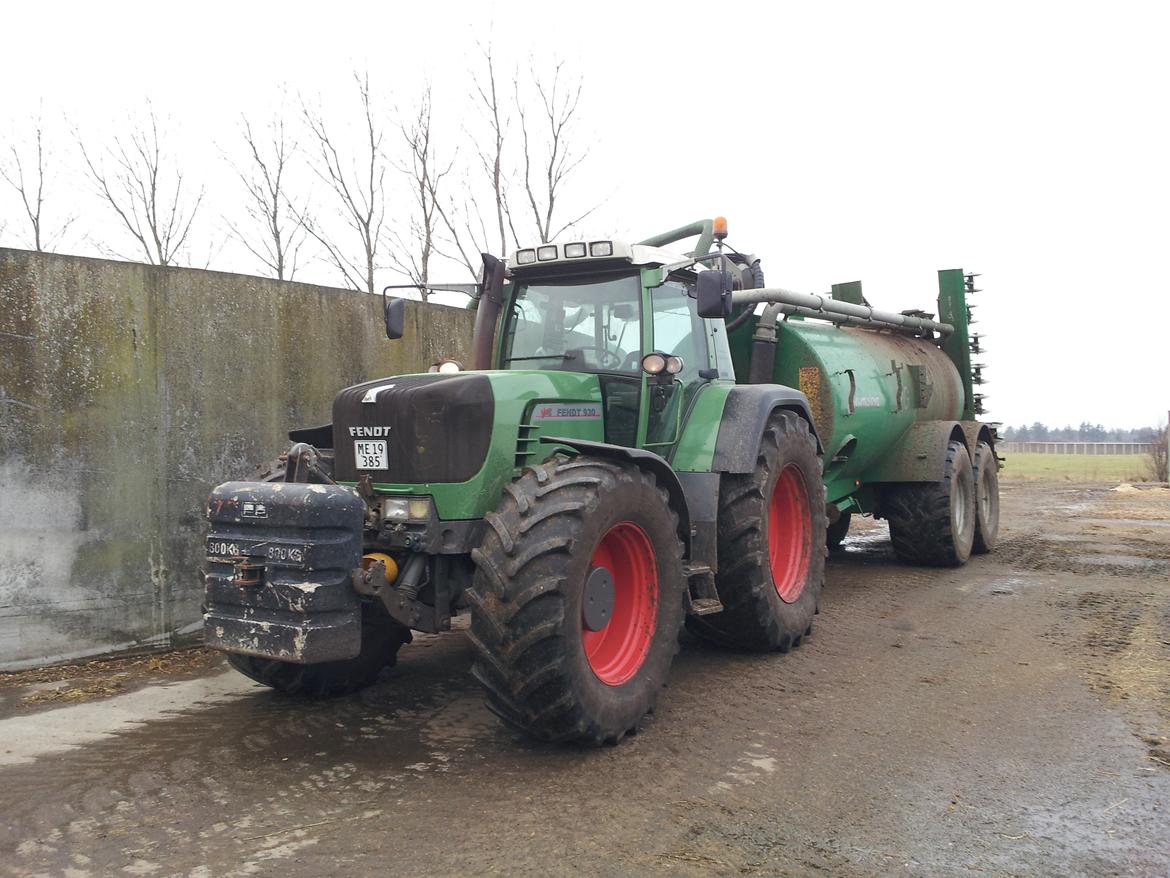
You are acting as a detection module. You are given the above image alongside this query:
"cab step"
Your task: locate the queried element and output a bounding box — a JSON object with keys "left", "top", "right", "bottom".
{"left": 683, "top": 564, "right": 724, "bottom": 616}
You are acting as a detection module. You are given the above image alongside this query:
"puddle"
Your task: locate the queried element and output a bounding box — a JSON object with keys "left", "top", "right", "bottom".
{"left": 1071, "top": 554, "right": 1152, "bottom": 569}
{"left": 0, "top": 670, "right": 255, "bottom": 766}
{"left": 1080, "top": 518, "right": 1170, "bottom": 528}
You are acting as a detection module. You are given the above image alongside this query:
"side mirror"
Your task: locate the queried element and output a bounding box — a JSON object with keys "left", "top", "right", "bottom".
{"left": 383, "top": 296, "right": 405, "bottom": 340}
{"left": 696, "top": 269, "right": 733, "bottom": 319}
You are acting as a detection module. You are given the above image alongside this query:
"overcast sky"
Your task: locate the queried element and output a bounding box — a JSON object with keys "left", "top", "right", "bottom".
{"left": 1, "top": 1, "right": 1166, "bottom": 429}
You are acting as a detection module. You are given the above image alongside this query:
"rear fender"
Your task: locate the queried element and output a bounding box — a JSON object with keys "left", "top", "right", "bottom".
{"left": 870, "top": 420, "right": 969, "bottom": 484}
{"left": 711, "top": 385, "right": 824, "bottom": 475}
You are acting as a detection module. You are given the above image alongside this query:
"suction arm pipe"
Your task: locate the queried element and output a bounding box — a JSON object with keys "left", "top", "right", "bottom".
{"left": 731, "top": 287, "right": 954, "bottom": 336}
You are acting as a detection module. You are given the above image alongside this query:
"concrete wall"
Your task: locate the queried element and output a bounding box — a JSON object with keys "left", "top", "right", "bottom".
{"left": 0, "top": 249, "right": 474, "bottom": 669}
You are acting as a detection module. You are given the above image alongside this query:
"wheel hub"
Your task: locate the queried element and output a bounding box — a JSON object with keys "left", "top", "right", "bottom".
{"left": 768, "top": 464, "right": 812, "bottom": 603}
{"left": 583, "top": 566, "right": 616, "bottom": 631}
{"left": 581, "top": 521, "right": 659, "bottom": 686}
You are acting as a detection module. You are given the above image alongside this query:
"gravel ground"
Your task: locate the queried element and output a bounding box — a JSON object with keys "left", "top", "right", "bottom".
{"left": 1, "top": 480, "right": 1167, "bottom": 877}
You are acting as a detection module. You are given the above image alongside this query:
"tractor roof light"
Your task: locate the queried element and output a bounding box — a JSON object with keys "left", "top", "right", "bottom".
{"left": 564, "top": 242, "right": 587, "bottom": 258}
{"left": 516, "top": 249, "right": 537, "bottom": 265}
{"left": 537, "top": 245, "right": 558, "bottom": 261}
{"left": 713, "top": 216, "right": 728, "bottom": 241}
{"left": 641, "top": 353, "right": 667, "bottom": 375}
{"left": 590, "top": 241, "right": 613, "bottom": 257}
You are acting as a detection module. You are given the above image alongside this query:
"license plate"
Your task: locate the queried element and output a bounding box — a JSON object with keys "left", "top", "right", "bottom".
{"left": 354, "top": 440, "right": 388, "bottom": 470}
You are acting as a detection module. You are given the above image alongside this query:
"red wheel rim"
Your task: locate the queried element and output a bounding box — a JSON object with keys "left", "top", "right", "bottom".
{"left": 582, "top": 522, "right": 659, "bottom": 686}
{"left": 768, "top": 464, "right": 812, "bottom": 603}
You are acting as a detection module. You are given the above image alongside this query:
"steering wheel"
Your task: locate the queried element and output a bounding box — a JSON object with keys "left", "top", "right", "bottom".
{"left": 571, "top": 346, "right": 623, "bottom": 369}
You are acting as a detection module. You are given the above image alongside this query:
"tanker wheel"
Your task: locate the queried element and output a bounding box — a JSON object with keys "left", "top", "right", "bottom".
{"left": 688, "top": 411, "right": 826, "bottom": 652}
{"left": 827, "top": 511, "right": 852, "bottom": 551}
{"left": 466, "top": 455, "right": 686, "bottom": 745}
{"left": 227, "top": 606, "right": 412, "bottom": 697}
{"left": 971, "top": 440, "right": 1000, "bottom": 554}
{"left": 884, "top": 439, "right": 976, "bottom": 567}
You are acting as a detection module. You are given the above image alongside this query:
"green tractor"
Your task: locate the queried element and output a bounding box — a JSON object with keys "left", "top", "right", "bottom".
{"left": 203, "top": 218, "right": 998, "bottom": 744}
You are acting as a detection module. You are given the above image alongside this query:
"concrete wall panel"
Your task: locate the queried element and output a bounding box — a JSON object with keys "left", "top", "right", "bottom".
{"left": 0, "top": 249, "right": 474, "bottom": 669}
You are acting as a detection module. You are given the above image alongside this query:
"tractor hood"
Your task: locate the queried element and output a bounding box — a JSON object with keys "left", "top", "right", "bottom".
{"left": 330, "top": 370, "right": 609, "bottom": 521}
{"left": 333, "top": 373, "right": 495, "bottom": 485}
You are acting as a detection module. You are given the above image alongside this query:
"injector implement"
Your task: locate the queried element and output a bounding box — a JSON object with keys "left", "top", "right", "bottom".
{"left": 203, "top": 218, "right": 998, "bottom": 743}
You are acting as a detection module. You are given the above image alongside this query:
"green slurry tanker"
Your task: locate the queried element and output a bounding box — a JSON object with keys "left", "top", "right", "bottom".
{"left": 202, "top": 218, "right": 999, "bottom": 744}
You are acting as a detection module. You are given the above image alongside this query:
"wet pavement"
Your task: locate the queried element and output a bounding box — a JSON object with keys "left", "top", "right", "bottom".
{"left": 1, "top": 481, "right": 1168, "bottom": 876}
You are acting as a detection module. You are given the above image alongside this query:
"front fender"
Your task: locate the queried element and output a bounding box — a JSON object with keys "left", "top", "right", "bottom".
{"left": 539, "top": 437, "right": 692, "bottom": 560}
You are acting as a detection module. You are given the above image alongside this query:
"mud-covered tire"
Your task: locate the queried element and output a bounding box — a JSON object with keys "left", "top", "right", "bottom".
{"left": 466, "top": 456, "right": 686, "bottom": 745}
{"left": 827, "top": 511, "right": 851, "bottom": 551}
{"left": 687, "top": 411, "right": 825, "bottom": 652}
{"left": 227, "top": 608, "right": 411, "bottom": 697}
{"left": 971, "top": 440, "right": 999, "bottom": 554}
{"left": 884, "top": 439, "right": 976, "bottom": 567}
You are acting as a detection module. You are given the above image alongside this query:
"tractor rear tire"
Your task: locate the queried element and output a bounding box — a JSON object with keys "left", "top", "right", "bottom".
{"left": 827, "top": 511, "right": 851, "bottom": 550}
{"left": 972, "top": 440, "right": 1000, "bottom": 554}
{"left": 687, "top": 411, "right": 825, "bottom": 652}
{"left": 884, "top": 439, "right": 976, "bottom": 567}
{"left": 227, "top": 608, "right": 411, "bottom": 697}
{"left": 467, "top": 456, "right": 686, "bottom": 745}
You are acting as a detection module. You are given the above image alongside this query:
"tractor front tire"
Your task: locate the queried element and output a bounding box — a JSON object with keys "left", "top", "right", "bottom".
{"left": 227, "top": 608, "right": 411, "bottom": 697}
{"left": 688, "top": 411, "right": 825, "bottom": 652}
{"left": 972, "top": 440, "right": 1000, "bottom": 554}
{"left": 467, "top": 456, "right": 686, "bottom": 745}
{"left": 884, "top": 439, "right": 976, "bottom": 566}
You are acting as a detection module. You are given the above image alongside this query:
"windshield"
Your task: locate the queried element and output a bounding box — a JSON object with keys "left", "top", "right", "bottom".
{"left": 502, "top": 274, "right": 642, "bottom": 373}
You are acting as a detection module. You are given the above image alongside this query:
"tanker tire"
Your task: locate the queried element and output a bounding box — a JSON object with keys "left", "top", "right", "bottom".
{"left": 466, "top": 456, "right": 686, "bottom": 745}
{"left": 226, "top": 608, "right": 411, "bottom": 697}
{"left": 971, "top": 440, "right": 1000, "bottom": 554}
{"left": 827, "top": 511, "right": 852, "bottom": 551}
{"left": 687, "top": 411, "right": 826, "bottom": 652}
{"left": 884, "top": 439, "right": 976, "bottom": 567}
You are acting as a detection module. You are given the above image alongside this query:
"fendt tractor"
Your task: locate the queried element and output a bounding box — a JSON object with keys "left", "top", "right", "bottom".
{"left": 202, "top": 218, "right": 999, "bottom": 744}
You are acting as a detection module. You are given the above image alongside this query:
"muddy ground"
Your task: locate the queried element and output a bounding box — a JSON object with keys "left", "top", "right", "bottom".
{"left": 1, "top": 480, "right": 1167, "bottom": 877}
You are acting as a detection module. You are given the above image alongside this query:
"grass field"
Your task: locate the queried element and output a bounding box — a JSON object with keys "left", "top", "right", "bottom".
{"left": 1000, "top": 452, "right": 1153, "bottom": 482}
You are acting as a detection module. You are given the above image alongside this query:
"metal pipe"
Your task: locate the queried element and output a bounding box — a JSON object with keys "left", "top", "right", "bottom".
{"left": 731, "top": 287, "right": 954, "bottom": 336}
{"left": 749, "top": 302, "right": 786, "bottom": 384}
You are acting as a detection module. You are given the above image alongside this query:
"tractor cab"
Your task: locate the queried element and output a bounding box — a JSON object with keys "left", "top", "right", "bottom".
{"left": 494, "top": 239, "right": 737, "bottom": 451}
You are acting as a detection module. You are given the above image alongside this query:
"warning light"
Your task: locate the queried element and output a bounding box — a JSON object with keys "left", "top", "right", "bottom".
{"left": 713, "top": 216, "right": 728, "bottom": 240}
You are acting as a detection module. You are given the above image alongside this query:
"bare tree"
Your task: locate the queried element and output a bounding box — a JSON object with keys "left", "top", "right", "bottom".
{"left": 298, "top": 72, "right": 390, "bottom": 294}
{"left": 389, "top": 86, "right": 455, "bottom": 299}
{"left": 77, "top": 106, "right": 203, "bottom": 266}
{"left": 226, "top": 113, "right": 307, "bottom": 280}
{"left": 0, "top": 115, "right": 75, "bottom": 252}
{"left": 431, "top": 44, "right": 515, "bottom": 281}
{"left": 515, "top": 60, "right": 597, "bottom": 243}
{"left": 1146, "top": 424, "right": 1168, "bottom": 482}
{"left": 433, "top": 48, "right": 600, "bottom": 282}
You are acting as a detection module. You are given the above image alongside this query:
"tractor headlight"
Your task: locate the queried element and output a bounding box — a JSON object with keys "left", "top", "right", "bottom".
{"left": 382, "top": 496, "right": 435, "bottom": 523}
{"left": 537, "top": 245, "right": 558, "bottom": 261}
{"left": 564, "top": 242, "right": 587, "bottom": 258}
{"left": 516, "top": 249, "right": 537, "bottom": 265}
{"left": 590, "top": 241, "right": 613, "bottom": 257}
{"left": 665, "top": 355, "right": 685, "bottom": 375}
